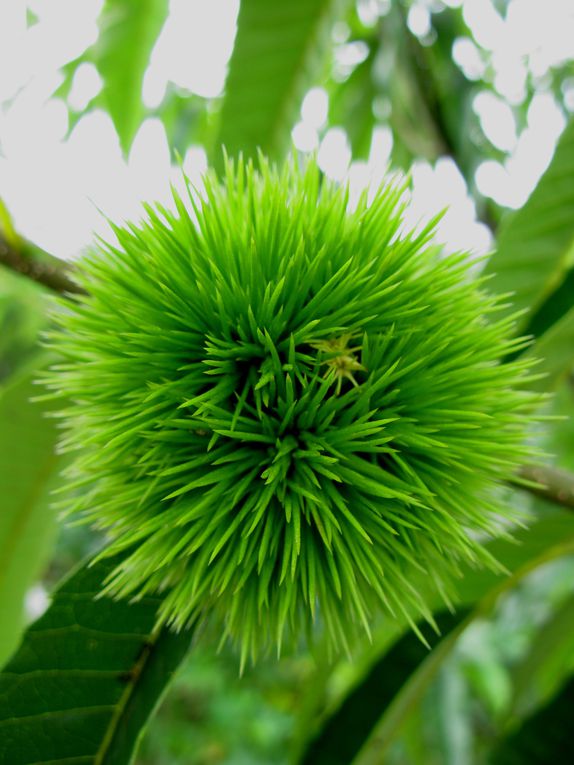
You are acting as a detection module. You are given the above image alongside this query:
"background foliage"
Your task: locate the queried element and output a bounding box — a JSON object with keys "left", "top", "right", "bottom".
{"left": 1, "top": 1, "right": 574, "bottom": 763}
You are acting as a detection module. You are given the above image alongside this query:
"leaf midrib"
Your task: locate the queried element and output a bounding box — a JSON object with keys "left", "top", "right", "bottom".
{"left": 93, "top": 626, "right": 160, "bottom": 765}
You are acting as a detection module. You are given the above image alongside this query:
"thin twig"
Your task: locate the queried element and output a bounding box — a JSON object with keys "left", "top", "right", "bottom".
{"left": 0, "top": 232, "right": 85, "bottom": 296}
{"left": 510, "top": 464, "right": 574, "bottom": 511}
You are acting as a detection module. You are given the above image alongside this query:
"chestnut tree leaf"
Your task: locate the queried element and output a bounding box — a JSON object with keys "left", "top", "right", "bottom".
{"left": 509, "top": 588, "right": 574, "bottom": 719}
{"left": 490, "top": 671, "right": 574, "bottom": 765}
{"left": 485, "top": 118, "right": 574, "bottom": 333}
{"left": 299, "top": 510, "right": 574, "bottom": 765}
{"left": 0, "top": 361, "right": 60, "bottom": 668}
{"left": 91, "top": 0, "right": 169, "bottom": 154}
{"left": 215, "top": 0, "right": 349, "bottom": 164}
{"left": 521, "top": 304, "right": 574, "bottom": 390}
{"left": 0, "top": 553, "right": 194, "bottom": 765}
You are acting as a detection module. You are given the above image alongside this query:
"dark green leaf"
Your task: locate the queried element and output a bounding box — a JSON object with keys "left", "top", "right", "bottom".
{"left": 510, "top": 589, "right": 574, "bottom": 718}
{"left": 490, "top": 673, "right": 574, "bottom": 765}
{"left": 485, "top": 118, "right": 574, "bottom": 331}
{"left": 215, "top": 0, "right": 348, "bottom": 164}
{"left": 0, "top": 554, "right": 194, "bottom": 765}
{"left": 518, "top": 265, "right": 574, "bottom": 347}
{"left": 301, "top": 610, "right": 467, "bottom": 765}
{"left": 522, "top": 304, "right": 574, "bottom": 390}
{"left": 300, "top": 510, "right": 574, "bottom": 765}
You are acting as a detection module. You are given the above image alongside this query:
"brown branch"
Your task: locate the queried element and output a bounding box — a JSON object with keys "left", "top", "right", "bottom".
{"left": 0, "top": 232, "right": 86, "bottom": 296}
{"left": 510, "top": 464, "right": 574, "bottom": 511}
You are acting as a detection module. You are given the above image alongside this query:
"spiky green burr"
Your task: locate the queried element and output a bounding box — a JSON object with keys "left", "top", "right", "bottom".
{"left": 46, "top": 158, "right": 538, "bottom": 663}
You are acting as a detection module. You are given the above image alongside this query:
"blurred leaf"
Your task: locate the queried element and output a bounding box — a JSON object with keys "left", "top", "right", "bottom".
{"left": 0, "top": 553, "right": 194, "bottom": 765}
{"left": 510, "top": 590, "right": 574, "bottom": 718}
{"left": 377, "top": 5, "right": 470, "bottom": 172}
{"left": 53, "top": 59, "right": 79, "bottom": 102}
{"left": 139, "top": 646, "right": 296, "bottom": 765}
{"left": 490, "top": 673, "right": 574, "bottom": 765}
{"left": 522, "top": 305, "right": 574, "bottom": 390}
{"left": 517, "top": 261, "right": 574, "bottom": 347}
{"left": 543, "top": 381, "right": 574, "bottom": 472}
{"left": 216, "top": 0, "right": 349, "bottom": 165}
{"left": 330, "top": 48, "right": 377, "bottom": 160}
{"left": 485, "top": 118, "right": 574, "bottom": 330}
{"left": 444, "top": 507, "right": 574, "bottom": 609}
{"left": 301, "top": 610, "right": 467, "bottom": 765}
{"left": 300, "top": 511, "right": 574, "bottom": 765}
{"left": 0, "top": 361, "right": 60, "bottom": 667}
{"left": 91, "top": 0, "right": 169, "bottom": 154}
{"left": 0, "top": 198, "right": 20, "bottom": 247}
{"left": 0, "top": 198, "right": 47, "bottom": 382}
{"left": 26, "top": 8, "right": 39, "bottom": 28}
{"left": 380, "top": 7, "right": 434, "bottom": 170}
{"left": 156, "top": 85, "right": 210, "bottom": 158}
{"left": 0, "top": 269, "right": 47, "bottom": 384}
{"left": 354, "top": 537, "right": 574, "bottom": 765}
{"left": 462, "top": 652, "right": 512, "bottom": 719}
{"left": 431, "top": 667, "right": 473, "bottom": 765}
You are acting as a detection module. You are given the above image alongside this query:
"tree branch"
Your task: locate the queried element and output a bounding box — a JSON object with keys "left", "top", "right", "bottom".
{"left": 510, "top": 464, "right": 574, "bottom": 511}
{"left": 0, "top": 232, "right": 85, "bottom": 296}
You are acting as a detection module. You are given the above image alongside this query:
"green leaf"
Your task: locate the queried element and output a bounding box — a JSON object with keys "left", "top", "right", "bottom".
{"left": 300, "top": 610, "right": 467, "bottom": 765}
{"left": 452, "top": 507, "right": 574, "bottom": 607}
{"left": 510, "top": 589, "right": 574, "bottom": 719}
{"left": 0, "top": 554, "right": 194, "bottom": 765}
{"left": 299, "top": 510, "right": 574, "bottom": 765}
{"left": 0, "top": 361, "right": 60, "bottom": 668}
{"left": 522, "top": 304, "right": 574, "bottom": 390}
{"left": 156, "top": 86, "right": 210, "bottom": 158}
{"left": 91, "top": 0, "right": 169, "bottom": 154}
{"left": 0, "top": 197, "right": 20, "bottom": 247}
{"left": 485, "top": 118, "right": 574, "bottom": 331}
{"left": 490, "top": 673, "right": 574, "bottom": 765}
{"left": 515, "top": 262, "right": 574, "bottom": 350}
{"left": 215, "top": 0, "right": 348, "bottom": 164}
{"left": 329, "top": 48, "right": 376, "bottom": 161}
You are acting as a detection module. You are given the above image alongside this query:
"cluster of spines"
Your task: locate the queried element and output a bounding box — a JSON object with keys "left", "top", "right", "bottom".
{"left": 45, "top": 157, "right": 540, "bottom": 664}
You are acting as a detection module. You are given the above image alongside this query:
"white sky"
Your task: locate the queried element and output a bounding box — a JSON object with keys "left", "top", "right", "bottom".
{"left": 0, "top": 0, "right": 573, "bottom": 263}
